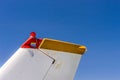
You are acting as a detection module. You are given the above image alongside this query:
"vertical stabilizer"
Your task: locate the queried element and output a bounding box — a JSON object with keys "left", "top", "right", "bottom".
{"left": 0, "top": 32, "right": 86, "bottom": 80}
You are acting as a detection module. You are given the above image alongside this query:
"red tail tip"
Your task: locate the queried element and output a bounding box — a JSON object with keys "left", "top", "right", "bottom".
{"left": 30, "top": 32, "right": 36, "bottom": 37}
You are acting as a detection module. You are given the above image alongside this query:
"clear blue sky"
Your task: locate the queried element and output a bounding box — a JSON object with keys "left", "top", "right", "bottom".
{"left": 0, "top": 0, "right": 120, "bottom": 80}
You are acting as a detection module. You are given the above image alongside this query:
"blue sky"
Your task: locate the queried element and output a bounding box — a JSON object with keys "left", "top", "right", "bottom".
{"left": 0, "top": 0, "right": 120, "bottom": 80}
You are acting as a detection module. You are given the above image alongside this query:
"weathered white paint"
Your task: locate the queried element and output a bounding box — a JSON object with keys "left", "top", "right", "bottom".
{"left": 0, "top": 48, "right": 54, "bottom": 80}
{"left": 40, "top": 49, "right": 82, "bottom": 80}
{"left": 0, "top": 48, "right": 82, "bottom": 80}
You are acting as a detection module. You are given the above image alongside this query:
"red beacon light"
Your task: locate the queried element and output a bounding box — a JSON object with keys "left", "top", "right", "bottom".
{"left": 21, "top": 32, "right": 42, "bottom": 48}
{"left": 30, "top": 32, "right": 36, "bottom": 37}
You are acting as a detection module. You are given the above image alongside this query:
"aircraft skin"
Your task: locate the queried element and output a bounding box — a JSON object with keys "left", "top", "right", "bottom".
{"left": 0, "top": 32, "right": 86, "bottom": 80}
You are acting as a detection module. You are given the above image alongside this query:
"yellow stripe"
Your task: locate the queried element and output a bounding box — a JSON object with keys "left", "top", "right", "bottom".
{"left": 39, "top": 38, "right": 86, "bottom": 55}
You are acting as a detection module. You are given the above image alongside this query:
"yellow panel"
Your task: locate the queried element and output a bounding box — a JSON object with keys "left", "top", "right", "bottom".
{"left": 39, "top": 38, "right": 86, "bottom": 55}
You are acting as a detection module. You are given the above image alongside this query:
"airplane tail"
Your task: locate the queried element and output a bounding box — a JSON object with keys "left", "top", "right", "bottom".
{"left": 0, "top": 32, "right": 86, "bottom": 80}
